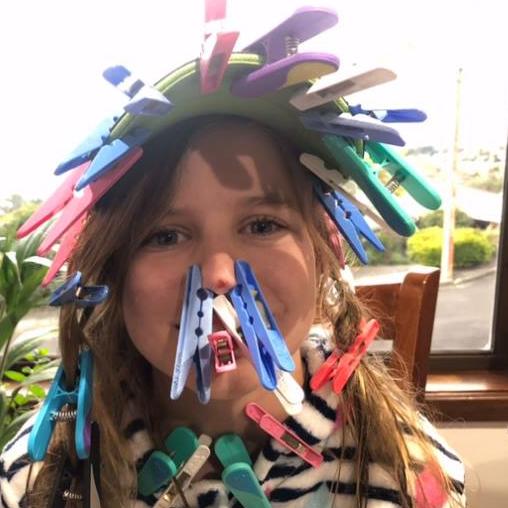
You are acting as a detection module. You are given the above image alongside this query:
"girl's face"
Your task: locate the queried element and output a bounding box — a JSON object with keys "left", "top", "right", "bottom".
{"left": 122, "top": 123, "right": 317, "bottom": 400}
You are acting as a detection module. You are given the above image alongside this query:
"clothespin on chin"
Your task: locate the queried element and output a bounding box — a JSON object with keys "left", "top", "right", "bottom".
{"left": 171, "top": 265, "right": 213, "bottom": 404}
{"left": 200, "top": 0, "right": 239, "bottom": 94}
{"left": 228, "top": 260, "right": 295, "bottom": 391}
{"left": 28, "top": 348, "right": 93, "bottom": 461}
{"left": 49, "top": 271, "right": 109, "bottom": 307}
{"left": 310, "top": 319, "right": 380, "bottom": 394}
{"left": 231, "top": 6, "right": 338, "bottom": 97}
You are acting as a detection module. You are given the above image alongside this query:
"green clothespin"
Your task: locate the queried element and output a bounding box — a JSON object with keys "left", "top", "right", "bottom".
{"left": 138, "top": 451, "right": 177, "bottom": 497}
{"left": 164, "top": 427, "right": 199, "bottom": 469}
{"left": 323, "top": 134, "right": 416, "bottom": 236}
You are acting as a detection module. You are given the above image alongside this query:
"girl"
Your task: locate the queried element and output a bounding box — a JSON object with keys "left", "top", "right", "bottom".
{"left": 1, "top": 4, "right": 465, "bottom": 507}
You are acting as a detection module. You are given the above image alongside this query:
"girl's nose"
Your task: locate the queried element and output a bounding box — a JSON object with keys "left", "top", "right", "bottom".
{"left": 200, "top": 251, "right": 237, "bottom": 295}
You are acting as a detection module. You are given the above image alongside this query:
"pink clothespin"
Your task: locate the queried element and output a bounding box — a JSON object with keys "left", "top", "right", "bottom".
{"left": 415, "top": 464, "right": 448, "bottom": 508}
{"left": 200, "top": 0, "right": 239, "bottom": 94}
{"left": 245, "top": 402, "right": 323, "bottom": 467}
{"left": 37, "top": 147, "right": 142, "bottom": 256}
{"left": 323, "top": 212, "right": 345, "bottom": 269}
{"left": 208, "top": 331, "right": 237, "bottom": 372}
{"left": 310, "top": 319, "right": 380, "bottom": 394}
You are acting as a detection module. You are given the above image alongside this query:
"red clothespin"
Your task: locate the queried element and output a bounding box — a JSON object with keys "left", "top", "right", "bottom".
{"left": 310, "top": 319, "right": 379, "bottom": 394}
{"left": 208, "top": 331, "right": 237, "bottom": 372}
{"left": 200, "top": 0, "right": 239, "bottom": 94}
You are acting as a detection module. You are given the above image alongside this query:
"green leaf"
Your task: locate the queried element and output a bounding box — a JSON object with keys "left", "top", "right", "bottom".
{"left": 37, "top": 347, "right": 49, "bottom": 357}
{"left": 0, "top": 409, "right": 35, "bottom": 451}
{"left": 21, "top": 366, "right": 32, "bottom": 375}
{"left": 4, "top": 370, "right": 25, "bottom": 382}
{"left": 14, "top": 393, "right": 27, "bottom": 405}
{"left": 28, "top": 384, "right": 46, "bottom": 399}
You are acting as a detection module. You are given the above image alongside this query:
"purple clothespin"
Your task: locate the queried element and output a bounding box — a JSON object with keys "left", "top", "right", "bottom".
{"left": 231, "top": 6, "right": 339, "bottom": 98}
{"left": 349, "top": 104, "right": 427, "bottom": 123}
{"left": 171, "top": 265, "right": 213, "bottom": 404}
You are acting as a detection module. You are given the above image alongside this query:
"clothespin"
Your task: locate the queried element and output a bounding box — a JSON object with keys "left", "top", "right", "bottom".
{"left": 349, "top": 104, "right": 427, "bottom": 123}
{"left": 301, "top": 111, "right": 406, "bottom": 146}
{"left": 215, "top": 434, "right": 271, "bottom": 508}
{"left": 245, "top": 402, "right": 323, "bottom": 468}
{"left": 208, "top": 331, "right": 237, "bottom": 372}
{"left": 153, "top": 435, "right": 212, "bottom": 508}
{"left": 323, "top": 213, "right": 345, "bottom": 268}
{"left": 365, "top": 141, "right": 442, "bottom": 210}
{"left": 290, "top": 67, "right": 397, "bottom": 111}
{"left": 171, "top": 265, "right": 213, "bottom": 404}
{"left": 103, "top": 65, "right": 173, "bottom": 117}
{"left": 49, "top": 271, "right": 109, "bottom": 307}
{"left": 231, "top": 6, "right": 338, "bottom": 98}
{"left": 37, "top": 146, "right": 143, "bottom": 256}
{"left": 200, "top": 0, "right": 239, "bottom": 94}
{"left": 28, "top": 348, "right": 93, "bottom": 461}
{"left": 229, "top": 260, "right": 294, "bottom": 390}
{"left": 213, "top": 295, "right": 304, "bottom": 414}
{"left": 322, "top": 135, "right": 416, "bottom": 236}
{"left": 310, "top": 319, "right": 380, "bottom": 394}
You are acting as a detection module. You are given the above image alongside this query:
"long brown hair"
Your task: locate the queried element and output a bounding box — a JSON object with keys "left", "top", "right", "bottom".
{"left": 31, "top": 117, "right": 461, "bottom": 507}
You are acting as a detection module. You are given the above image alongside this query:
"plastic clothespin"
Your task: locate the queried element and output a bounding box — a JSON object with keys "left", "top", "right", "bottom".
{"left": 310, "top": 319, "right": 380, "bottom": 394}
{"left": 231, "top": 6, "right": 338, "bottom": 98}
{"left": 245, "top": 402, "right": 323, "bottom": 468}
{"left": 75, "top": 128, "right": 150, "bottom": 191}
{"left": 208, "top": 331, "right": 237, "bottom": 372}
{"left": 28, "top": 349, "right": 93, "bottom": 461}
{"left": 229, "top": 260, "right": 294, "bottom": 390}
{"left": 364, "top": 141, "right": 442, "bottom": 210}
{"left": 213, "top": 295, "right": 304, "bottom": 415}
{"left": 323, "top": 213, "right": 345, "bottom": 268}
{"left": 290, "top": 67, "right": 397, "bottom": 111}
{"left": 103, "top": 65, "right": 173, "bottom": 117}
{"left": 323, "top": 135, "right": 416, "bottom": 236}
{"left": 153, "top": 436, "right": 212, "bottom": 508}
{"left": 301, "top": 111, "right": 405, "bottom": 146}
{"left": 200, "top": 0, "right": 239, "bottom": 94}
{"left": 49, "top": 271, "right": 109, "bottom": 307}
{"left": 171, "top": 265, "right": 213, "bottom": 404}
{"left": 54, "top": 116, "right": 117, "bottom": 175}
{"left": 37, "top": 146, "right": 143, "bottom": 256}
{"left": 164, "top": 427, "right": 199, "bottom": 469}
{"left": 349, "top": 104, "right": 427, "bottom": 123}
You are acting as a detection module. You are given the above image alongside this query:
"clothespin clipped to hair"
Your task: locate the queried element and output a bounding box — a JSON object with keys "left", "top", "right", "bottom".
{"left": 245, "top": 402, "right": 323, "bottom": 467}
{"left": 208, "top": 331, "right": 237, "bottom": 372}
{"left": 28, "top": 348, "right": 93, "bottom": 461}
{"left": 301, "top": 111, "right": 405, "bottom": 146}
{"left": 215, "top": 434, "right": 271, "bottom": 508}
{"left": 171, "top": 265, "right": 213, "bottom": 404}
{"left": 310, "top": 319, "right": 380, "bottom": 394}
{"left": 49, "top": 271, "right": 109, "bottom": 307}
{"left": 103, "top": 65, "right": 173, "bottom": 117}
{"left": 231, "top": 6, "right": 338, "bottom": 98}
{"left": 228, "top": 261, "right": 295, "bottom": 390}
{"left": 200, "top": 0, "right": 239, "bottom": 94}
{"left": 348, "top": 104, "right": 427, "bottom": 123}
{"left": 290, "top": 67, "right": 397, "bottom": 111}
{"left": 323, "top": 213, "right": 345, "bottom": 268}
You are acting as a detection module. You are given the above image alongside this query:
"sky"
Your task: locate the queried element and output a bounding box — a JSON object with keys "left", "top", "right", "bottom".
{"left": 0, "top": 0, "right": 507, "bottom": 201}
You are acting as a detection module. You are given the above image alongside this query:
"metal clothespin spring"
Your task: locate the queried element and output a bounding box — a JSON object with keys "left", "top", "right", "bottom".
{"left": 62, "top": 489, "right": 84, "bottom": 501}
{"left": 285, "top": 35, "right": 300, "bottom": 55}
{"left": 386, "top": 175, "right": 402, "bottom": 193}
{"left": 51, "top": 408, "right": 77, "bottom": 422}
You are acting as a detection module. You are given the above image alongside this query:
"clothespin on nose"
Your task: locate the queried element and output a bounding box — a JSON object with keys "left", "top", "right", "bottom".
{"left": 208, "top": 331, "right": 237, "bottom": 372}
{"left": 49, "top": 271, "right": 109, "bottom": 307}
{"left": 171, "top": 265, "right": 213, "bottom": 404}
{"left": 231, "top": 6, "right": 338, "bottom": 98}
{"left": 28, "top": 348, "right": 93, "bottom": 461}
{"left": 200, "top": 0, "right": 239, "bottom": 94}
{"left": 310, "top": 319, "right": 380, "bottom": 394}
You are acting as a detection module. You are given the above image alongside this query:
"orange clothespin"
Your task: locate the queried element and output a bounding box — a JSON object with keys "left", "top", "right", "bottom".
{"left": 310, "top": 319, "right": 379, "bottom": 394}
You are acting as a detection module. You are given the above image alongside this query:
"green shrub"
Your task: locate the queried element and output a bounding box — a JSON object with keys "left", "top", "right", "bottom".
{"left": 407, "top": 226, "right": 495, "bottom": 268}
{"left": 364, "top": 230, "right": 409, "bottom": 265}
{"left": 416, "top": 209, "right": 474, "bottom": 229}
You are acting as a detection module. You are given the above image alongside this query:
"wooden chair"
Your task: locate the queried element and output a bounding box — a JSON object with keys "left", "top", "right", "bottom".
{"left": 356, "top": 266, "right": 441, "bottom": 396}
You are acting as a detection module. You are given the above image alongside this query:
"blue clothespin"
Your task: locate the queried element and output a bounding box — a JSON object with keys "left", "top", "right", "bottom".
{"left": 301, "top": 111, "right": 406, "bottom": 147}
{"left": 28, "top": 349, "right": 93, "bottom": 461}
{"left": 75, "top": 127, "right": 151, "bottom": 190}
{"left": 171, "top": 265, "right": 213, "bottom": 404}
{"left": 103, "top": 65, "right": 173, "bottom": 117}
{"left": 229, "top": 261, "right": 294, "bottom": 391}
{"left": 54, "top": 116, "right": 117, "bottom": 175}
{"left": 349, "top": 104, "right": 427, "bottom": 123}
{"left": 49, "top": 271, "right": 109, "bottom": 307}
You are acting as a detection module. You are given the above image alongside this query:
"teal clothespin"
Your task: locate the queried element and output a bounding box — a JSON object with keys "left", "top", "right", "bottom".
{"left": 164, "top": 426, "right": 199, "bottom": 469}
{"left": 28, "top": 349, "right": 93, "bottom": 461}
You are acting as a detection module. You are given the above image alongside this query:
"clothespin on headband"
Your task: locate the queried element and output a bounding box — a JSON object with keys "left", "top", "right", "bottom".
{"left": 310, "top": 319, "right": 380, "bottom": 394}
{"left": 348, "top": 104, "right": 427, "bottom": 123}
{"left": 49, "top": 271, "right": 109, "bottom": 307}
{"left": 229, "top": 260, "right": 295, "bottom": 390}
{"left": 28, "top": 348, "right": 93, "bottom": 461}
{"left": 171, "top": 265, "right": 213, "bottom": 404}
{"left": 231, "top": 6, "right": 338, "bottom": 98}
{"left": 200, "top": 0, "right": 239, "bottom": 94}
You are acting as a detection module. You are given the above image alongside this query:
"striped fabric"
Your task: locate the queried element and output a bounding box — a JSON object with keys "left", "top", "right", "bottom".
{"left": 0, "top": 331, "right": 466, "bottom": 507}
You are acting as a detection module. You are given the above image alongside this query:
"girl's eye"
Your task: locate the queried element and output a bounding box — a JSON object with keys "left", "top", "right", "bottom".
{"left": 245, "top": 218, "right": 284, "bottom": 236}
{"left": 143, "top": 230, "right": 187, "bottom": 248}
